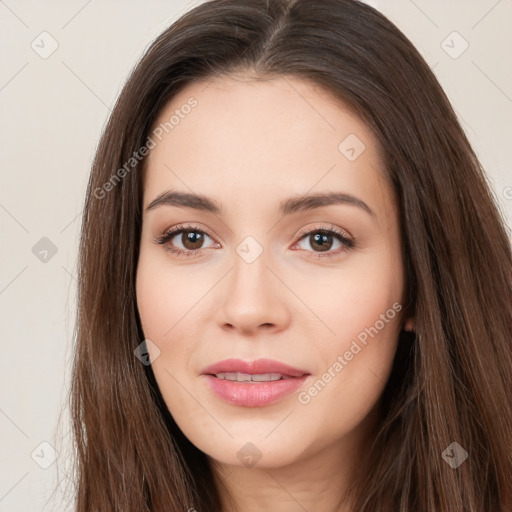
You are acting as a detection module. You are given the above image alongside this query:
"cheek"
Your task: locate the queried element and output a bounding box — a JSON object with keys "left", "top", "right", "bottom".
{"left": 288, "top": 247, "right": 404, "bottom": 348}
{"left": 289, "top": 251, "right": 403, "bottom": 430}
{"left": 135, "top": 252, "right": 191, "bottom": 393}
{"left": 136, "top": 258, "right": 170, "bottom": 343}
{"left": 135, "top": 248, "right": 207, "bottom": 344}
{"left": 135, "top": 249, "right": 213, "bottom": 387}
{"left": 135, "top": 255, "right": 199, "bottom": 421}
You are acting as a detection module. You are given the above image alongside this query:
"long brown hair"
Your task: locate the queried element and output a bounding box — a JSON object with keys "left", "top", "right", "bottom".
{"left": 67, "top": 0, "right": 512, "bottom": 510}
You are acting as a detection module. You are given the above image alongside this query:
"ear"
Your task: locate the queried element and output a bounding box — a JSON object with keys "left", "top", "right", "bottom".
{"left": 403, "top": 317, "right": 415, "bottom": 332}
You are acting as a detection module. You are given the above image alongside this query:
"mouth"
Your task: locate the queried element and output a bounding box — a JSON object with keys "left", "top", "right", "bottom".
{"left": 201, "top": 358, "right": 310, "bottom": 407}
{"left": 212, "top": 372, "right": 295, "bottom": 382}
{"left": 201, "top": 357, "right": 309, "bottom": 378}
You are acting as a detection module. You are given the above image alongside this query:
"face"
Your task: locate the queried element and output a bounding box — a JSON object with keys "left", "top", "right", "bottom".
{"left": 136, "top": 73, "right": 407, "bottom": 469}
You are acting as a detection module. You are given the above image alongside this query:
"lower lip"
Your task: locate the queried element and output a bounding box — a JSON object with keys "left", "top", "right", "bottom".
{"left": 202, "top": 374, "right": 308, "bottom": 407}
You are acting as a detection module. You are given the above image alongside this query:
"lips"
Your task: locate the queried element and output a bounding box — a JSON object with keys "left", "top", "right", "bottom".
{"left": 201, "top": 358, "right": 310, "bottom": 407}
{"left": 201, "top": 358, "right": 309, "bottom": 378}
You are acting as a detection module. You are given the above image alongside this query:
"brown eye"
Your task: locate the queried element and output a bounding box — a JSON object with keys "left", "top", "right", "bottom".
{"left": 155, "top": 224, "right": 217, "bottom": 256}
{"left": 294, "top": 227, "right": 355, "bottom": 257}
{"left": 180, "top": 230, "right": 205, "bottom": 250}
{"left": 308, "top": 231, "right": 335, "bottom": 252}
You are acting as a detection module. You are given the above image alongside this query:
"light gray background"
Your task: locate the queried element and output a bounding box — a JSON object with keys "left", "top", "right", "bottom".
{"left": 1, "top": 1, "right": 511, "bottom": 510}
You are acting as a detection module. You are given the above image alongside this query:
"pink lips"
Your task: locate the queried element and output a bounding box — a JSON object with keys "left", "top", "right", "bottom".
{"left": 201, "top": 358, "right": 310, "bottom": 407}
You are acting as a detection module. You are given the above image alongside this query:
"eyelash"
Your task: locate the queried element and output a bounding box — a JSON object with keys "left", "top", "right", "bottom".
{"left": 153, "top": 223, "right": 356, "bottom": 259}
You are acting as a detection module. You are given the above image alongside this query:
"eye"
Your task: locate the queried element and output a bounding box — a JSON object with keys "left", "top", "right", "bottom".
{"left": 154, "top": 224, "right": 218, "bottom": 257}
{"left": 154, "top": 223, "right": 356, "bottom": 259}
{"left": 292, "top": 225, "right": 355, "bottom": 258}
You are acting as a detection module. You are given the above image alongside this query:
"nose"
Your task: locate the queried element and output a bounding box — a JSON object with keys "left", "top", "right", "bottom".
{"left": 215, "top": 250, "right": 291, "bottom": 336}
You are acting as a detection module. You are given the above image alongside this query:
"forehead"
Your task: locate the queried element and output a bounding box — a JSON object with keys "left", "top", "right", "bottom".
{"left": 142, "top": 74, "right": 394, "bottom": 220}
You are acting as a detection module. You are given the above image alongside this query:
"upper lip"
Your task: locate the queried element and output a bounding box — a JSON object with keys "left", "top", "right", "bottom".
{"left": 201, "top": 358, "right": 309, "bottom": 378}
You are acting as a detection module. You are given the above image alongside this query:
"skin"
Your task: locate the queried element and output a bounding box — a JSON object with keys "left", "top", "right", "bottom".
{"left": 136, "top": 72, "right": 414, "bottom": 512}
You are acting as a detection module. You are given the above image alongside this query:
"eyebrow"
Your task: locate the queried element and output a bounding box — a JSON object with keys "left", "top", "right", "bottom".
{"left": 145, "top": 190, "right": 375, "bottom": 217}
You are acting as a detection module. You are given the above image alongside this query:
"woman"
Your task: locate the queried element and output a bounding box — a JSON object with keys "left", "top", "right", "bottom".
{"left": 69, "top": 0, "right": 512, "bottom": 510}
